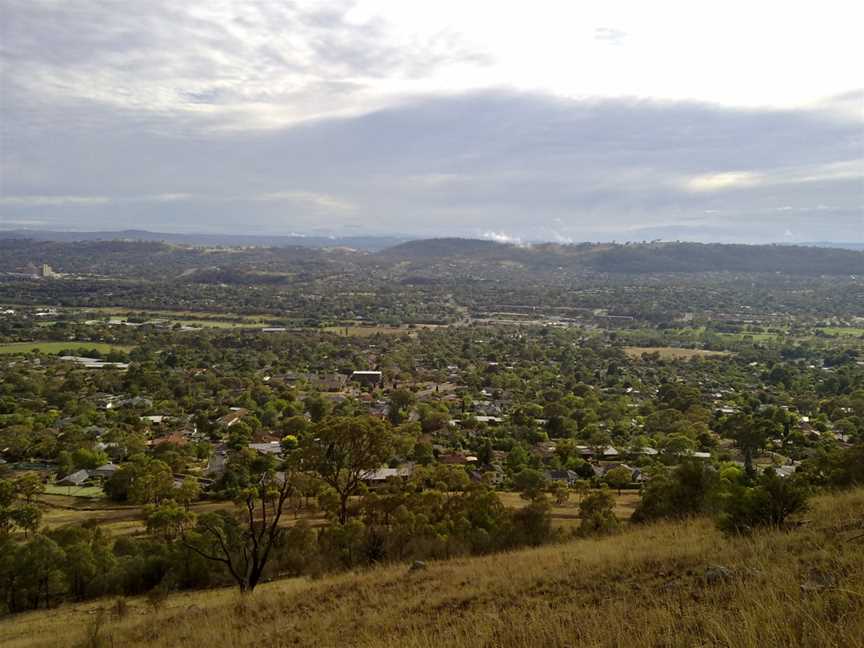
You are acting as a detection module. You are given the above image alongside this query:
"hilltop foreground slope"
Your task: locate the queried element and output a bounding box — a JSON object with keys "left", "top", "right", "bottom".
{"left": 4, "top": 489, "right": 864, "bottom": 648}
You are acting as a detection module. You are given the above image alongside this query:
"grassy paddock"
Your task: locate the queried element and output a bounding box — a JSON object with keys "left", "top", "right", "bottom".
{"left": 498, "top": 490, "right": 640, "bottom": 525}
{"left": 5, "top": 489, "right": 862, "bottom": 648}
{"left": 35, "top": 494, "right": 323, "bottom": 536}
{"left": 42, "top": 485, "right": 105, "bottom": 498}
{"left": 818, "top": 327, "right": 864, "bottom": 337}
{"left": 323, "top": 325, "right": 421, "bottom": 337}
{"left": 0, "top": 342, "right": 133, "bottom": 355}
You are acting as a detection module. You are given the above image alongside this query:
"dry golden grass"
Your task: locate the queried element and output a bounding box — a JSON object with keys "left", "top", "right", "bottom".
{"left": 36, "top": 495, "right": 325, "bottom": 537}
{"left": 623, "top": 346, "right": 731, "bottom": 360}
{"left": 4, "top": 489, "right": 863, "bottom": 648}
{"left": 498, "top": 490, "right": 641, "bottom": 527}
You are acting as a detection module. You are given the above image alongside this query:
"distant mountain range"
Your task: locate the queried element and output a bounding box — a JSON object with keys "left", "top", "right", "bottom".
{"left": 374, "top": 238, "right": 864, "bottom": 275}
{"left": 1, "top": 231, "right": 862, "bottom": 276}
{"left": 0, "top": 229, "right": 407, "bottom": 251}
{"left": 1, "top": 229, "right": 861, "bottom": 252}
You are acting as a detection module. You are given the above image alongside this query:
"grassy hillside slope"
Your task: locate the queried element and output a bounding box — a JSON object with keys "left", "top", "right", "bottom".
{"left": 4, "top": 489, "right": 864, "bottom": 648}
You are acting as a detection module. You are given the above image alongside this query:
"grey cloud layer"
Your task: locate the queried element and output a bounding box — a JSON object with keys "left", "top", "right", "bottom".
{"left": 0, "top": 2, "right": 861, "bottom": 242}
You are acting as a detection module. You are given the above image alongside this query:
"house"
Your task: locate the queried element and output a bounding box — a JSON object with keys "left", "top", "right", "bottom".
{"left": 532, "top": 441, "right": 558, "bottom": 459}
{"left": 350, "top": 370, "right": 382, "bottom": 387}
{"left": 313, "top": 373, "right": 349, "bottom": 392}
{"left": 277, "top": 371, "right": 308, "bottom": 384}
{"left": 60, "top": 356, "right": 130, "bottom": 371}
{"left": 152, "top": 432, "right": 189, "bottom": 447}
{"left": 249, "top": 441, "right": 283, "bottom": 456}
{"left": 686, "top": 450, "right": 712, "bottom": 460}
{"left": 57, "top": 469, "right": 91, "bottom": 487}
{"left": 141, "top": 415, "right": 169, "bottom": 425}
{"left": 474, "top": 415, "right": 504, "bottom": 425}
{"left": 576, "top": 445, "right": 619, "bottom": 458}
{"left": 438, "top": 453, "right": 475, "bottom": 465}
{"left": 360, "top": 465, "right": 414, "bottom": 486}
{"left": 216, "top": 408, "right": 249, "bottom": 428}
{"left": 772, "top": 464, "right": 799, "bottom": 478}
{"left": 118, "top": 396, "right": 153, "bottom": 409}
{"left": 545, "top": 469, "right": 578, "bottom": 486}
{"left": 597, "top": 463, "right": 636, "bottom": 477}
{"left": 91, "top": 463, "right": 120, "bottom": 479}
{"left": 206, "top": 449, "right": 228, "bottom": 477}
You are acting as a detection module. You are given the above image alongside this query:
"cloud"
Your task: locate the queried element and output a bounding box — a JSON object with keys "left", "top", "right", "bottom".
{"left": 594, "top": 27, "right": 628, "bottom": 45}
{"left": 0, "top": 195, "right": 111, "bottom": 207}
{"left": 0, "top": 191, "right": 355, "bottom": 213}
{"left": 252, "top": 192, "right": 356, "bottom": 212}
{"left": 0, "top": 0, "right": 492, "bottom": 131}
{"left": 685, "top": 171, "right": 763, "bottom": 192}
{"left": 0, "top": 0, "right": 861, "bottom": 249}
{"left": 483, "top": 231, "right": 522, "bottom": 244}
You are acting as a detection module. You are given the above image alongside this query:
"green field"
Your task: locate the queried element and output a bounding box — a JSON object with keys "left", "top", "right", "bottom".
{"left": 107, "top": 317, "right": 263, "bottom": 329}
{"left": 0, "top": 341, "right": 133, "bottom": 355}
{"left": 43, "top": 485, "right": 106, "bottom": 498}
{"left": 818, "top": 327, "right": 864, "bottom": 337}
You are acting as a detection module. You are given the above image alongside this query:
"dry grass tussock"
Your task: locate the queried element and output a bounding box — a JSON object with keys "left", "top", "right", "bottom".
{"left": 3, "top": 489, "right": 863, "bottom": 648}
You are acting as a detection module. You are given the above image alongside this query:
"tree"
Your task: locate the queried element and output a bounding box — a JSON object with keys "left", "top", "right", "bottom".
{"left": 146, "top": 501, "right": 196, "bottom": 541}
{"left": 659, "top": 433, "right": 695, "bottom": 460}
{"left": 604, "top": 466, "right": 632, "bottom": 495}
{"left": 571, "top": 479, "right": 590, "bottom": 505}
{"left": 15, "top": 474, "right": 45, "bottom": 504}
{"left": 17, "top": 535, "right": 67, "bottom": 609}
{"left": 129, "top": 460, "right": 175, "bottom": 505}
{"left": 181, "top": 464, "right": 296, "bottom": 593}
{"left": 509, "top": 497, "right": 553, "bottom": 546}
{"left": 513, "top": 468, "right": 547, "bottom": 501}
{"left": 0, "top": 478, "right": 42, "bottom": 538}
{"left": 71, "top": 447, "right": 109, "bottom": 471}
{"left": 302, "top": 416, "right": 394, "bottom": 524}
{"left": 719, "top": 470, "right": 809, "bottom": 534}
{"left": 175, "top": 478, "right": 201, "bottom": 511}
{"left": 477, "top": 439, "right": 494, "bottom": 465}
{"left": 722, "top": 413, "right": 769, "bottom": 478}
{"left": 387, "top": 389, "right": 415, "bottom": 425}
{"left": 578, "top": 489, "right": 618, "bottom": 536}
{"left": 279, "top": 416, "right": 309, "bottom": 438}
{"left": 549, "top": 482, "right": 570, "bottom": 506}
{"left": 417, "top": 403, "right": 449, "bottom": 433}
{"left": 304, "top": 393, "right": 331, "bottom": 423}
{"left": 104, "top": 464, "right": 136, "bottom": 502}
{"left": 631, "top": 461, "right": 721, "bottom": 522}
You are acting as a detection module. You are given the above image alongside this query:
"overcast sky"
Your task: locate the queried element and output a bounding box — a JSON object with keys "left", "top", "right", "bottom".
{"left": 1, "top": 0, "right": 862, "bottom": 242}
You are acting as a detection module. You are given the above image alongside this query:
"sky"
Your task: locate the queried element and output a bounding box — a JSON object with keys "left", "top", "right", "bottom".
{"left": 1, "top": 0, "right": 862, "bottom": 243}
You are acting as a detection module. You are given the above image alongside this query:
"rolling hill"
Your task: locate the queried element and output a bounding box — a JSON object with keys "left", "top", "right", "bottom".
{"left": 377, "top": 239, "right": 864, "bottom": 275}
{"left": 2, "top": 237, "right": 862, "bottom": 279}
{"left": 4, "top": 488, "right": 863, "bottom": 648}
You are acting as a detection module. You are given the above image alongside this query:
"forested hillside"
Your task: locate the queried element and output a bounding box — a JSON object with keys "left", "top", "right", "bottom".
{"left": 378, "top": 239, "right": 864, "bottom": 275}
{"left": 3, "top": 238, "right": 862, "bottom": 279}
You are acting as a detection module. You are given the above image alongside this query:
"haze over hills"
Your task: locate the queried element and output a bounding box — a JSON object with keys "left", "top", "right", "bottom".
{"left": 1, "top": 228, "right": 862, "bottom": 252}
{"left": 2, "top": 235, "right": 863, "bottom": 278}
{"left": 0, "top": 229, "right": 407, "bottom": 252}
